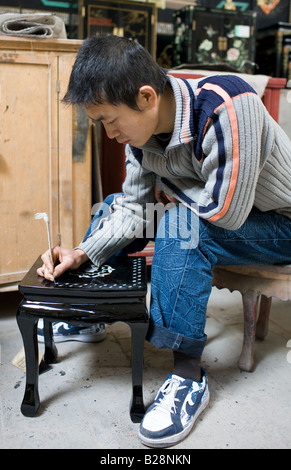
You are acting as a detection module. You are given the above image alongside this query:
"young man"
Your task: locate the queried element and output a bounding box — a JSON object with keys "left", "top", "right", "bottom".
{"left": 38, "top": 35, "right": 291, "bottom": 447}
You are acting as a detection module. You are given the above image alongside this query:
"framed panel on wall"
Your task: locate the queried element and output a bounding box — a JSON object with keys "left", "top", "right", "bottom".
{"left": 78, "top": 0, "right": 157, "bottom": 58}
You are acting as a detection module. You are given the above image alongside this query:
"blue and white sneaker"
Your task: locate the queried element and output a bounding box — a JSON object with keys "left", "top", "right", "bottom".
{"left": 138, "top": 370, "right": 209, "bottom": 448}
{"left": 37, "top": 321, "right": 106, "bottom": 343}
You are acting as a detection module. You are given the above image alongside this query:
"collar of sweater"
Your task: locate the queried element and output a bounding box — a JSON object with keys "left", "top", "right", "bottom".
{"left": 141, "top": 74, "right": 199, "bottom": 154}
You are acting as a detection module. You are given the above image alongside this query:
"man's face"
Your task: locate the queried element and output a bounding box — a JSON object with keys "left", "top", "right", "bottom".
{"left": 85, "top": 87, "right": 161, "bottom": 148}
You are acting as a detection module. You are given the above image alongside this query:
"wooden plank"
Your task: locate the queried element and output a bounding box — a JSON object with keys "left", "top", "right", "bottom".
{"left": 0, "top": 37, "right": 83, "bottom": 53}
{"left": 72, "top": 107, "right": 92, "bottom": 247}
{"left": 0, "top": 53, "right": 59, "bottom": 277}
{"left": 0, "top": 38, "right": 92, "bottom": 288}
{"left": 57, "top": 53, "right": 74, "bottom": 249}
{"left": 0, "top": 271, "right": 27, "bottom": 284}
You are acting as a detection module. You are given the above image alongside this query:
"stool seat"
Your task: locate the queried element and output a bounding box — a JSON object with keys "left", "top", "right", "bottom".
{"left": 17, "top": 256, "right": 149, "bottom": 423}
{"left": 213, "top": 264, "right": 291, "bottom": 372}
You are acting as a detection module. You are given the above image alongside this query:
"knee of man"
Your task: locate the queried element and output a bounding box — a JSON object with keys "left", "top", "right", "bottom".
{"left": 156, "top": 204, "right": 200, "bottom": 249}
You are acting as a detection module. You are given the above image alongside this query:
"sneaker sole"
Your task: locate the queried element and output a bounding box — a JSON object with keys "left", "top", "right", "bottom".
{"left": 37, "top": 331, "right": 106, "bottom": 344}
{"left": 138, "top": 387, "right": 210, "bottom": 448}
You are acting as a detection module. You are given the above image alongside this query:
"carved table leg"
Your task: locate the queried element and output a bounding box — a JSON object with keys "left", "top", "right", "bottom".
{"left": 128, "top": 318, "right": 148, "bottom": 423}
{"left": 16, "top": 306, "right": 40, "bottom": 417}
{"left": 239, "top": 291, "right": 260, "bottom": 372}
{"left": 256, "top": 295, "right": 272, "bottom": 340}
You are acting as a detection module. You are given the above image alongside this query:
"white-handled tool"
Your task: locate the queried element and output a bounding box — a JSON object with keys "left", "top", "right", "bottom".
{"left": 34, "top": 212, "right": 53, "bottom": 266}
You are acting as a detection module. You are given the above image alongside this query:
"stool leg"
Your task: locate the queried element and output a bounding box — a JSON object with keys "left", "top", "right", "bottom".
{"left": 128, "top": 320, "right": 148, "bottom": 423}
{"left": 17, "top": 307, "right": 40, "bottom": 417}
{"left": 43, "top": 320, "right": 58, "bottom": 364}
{"left": 239, "top": 291, "right": 259, "bottom": 372}
{"left": 256, "top": 295, "right": 271, "bottom": 340}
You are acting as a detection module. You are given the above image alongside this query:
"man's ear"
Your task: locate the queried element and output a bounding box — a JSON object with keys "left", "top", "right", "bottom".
{"left": 137, "top": 85, "right": 158, "bottom": 110}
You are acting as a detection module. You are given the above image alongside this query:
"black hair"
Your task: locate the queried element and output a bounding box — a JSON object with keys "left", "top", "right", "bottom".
{"left": 63, "top": 35, "right": 168, "bottom": 110}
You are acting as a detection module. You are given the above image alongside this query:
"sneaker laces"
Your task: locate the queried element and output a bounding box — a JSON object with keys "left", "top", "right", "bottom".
{"left": 155, "top": 376, "right": 187, "bottom": 415}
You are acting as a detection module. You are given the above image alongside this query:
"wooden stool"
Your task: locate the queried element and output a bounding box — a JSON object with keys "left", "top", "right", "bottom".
{"left": 212, "top": 265, "right": 291, "bottom": 372}
{"left": 17, "top": 256, "right": 149, "bottom": 423}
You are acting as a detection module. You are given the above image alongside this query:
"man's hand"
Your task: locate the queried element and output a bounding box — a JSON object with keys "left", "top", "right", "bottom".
{"left": 37, "top": 246, "right": 89, "bottom": 282}
{"left": 154, "top": 186, "right": 178, "bottom": 205}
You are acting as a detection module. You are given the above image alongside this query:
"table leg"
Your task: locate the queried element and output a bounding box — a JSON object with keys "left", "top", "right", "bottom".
{"left": 239, "top": 291, "right": 259, "bottom": 372}
{"left": 16, "top": 306, "right": 40, "bottom": 417}
{"left": 256, "top": 295, "right": 272, "bottom": 340}
{"left": 128, "top": 318, "right": 148, "bottom": 423}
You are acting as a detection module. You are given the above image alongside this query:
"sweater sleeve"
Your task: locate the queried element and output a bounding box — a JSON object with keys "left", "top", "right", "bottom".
{"left": 77, "top": 145, "right": 156, "bottom": 267}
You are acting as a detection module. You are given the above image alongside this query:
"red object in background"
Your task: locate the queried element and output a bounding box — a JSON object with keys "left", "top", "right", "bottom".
{"left": 101, "top": 126, "right": 126, "bottom": 198}
{"left": 261, "top": 77, "right": 287, "bottom": 122}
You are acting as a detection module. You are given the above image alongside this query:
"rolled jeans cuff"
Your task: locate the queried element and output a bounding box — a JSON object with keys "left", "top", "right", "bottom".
{"left": 146, "top": 320, "right": 207, "bottom": 358}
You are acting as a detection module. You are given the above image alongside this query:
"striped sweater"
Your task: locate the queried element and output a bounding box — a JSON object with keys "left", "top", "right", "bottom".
{"left": 79, "top": 74, "right": 291, "bottom": 267}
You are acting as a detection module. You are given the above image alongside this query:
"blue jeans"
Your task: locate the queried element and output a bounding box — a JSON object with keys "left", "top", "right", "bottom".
{"left": 84, "top": 195, "right": 291, "bottom": 358}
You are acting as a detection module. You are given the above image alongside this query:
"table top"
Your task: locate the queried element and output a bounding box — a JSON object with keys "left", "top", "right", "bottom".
{"left": 19, "top": 256, "right": 147, "bottom": 300}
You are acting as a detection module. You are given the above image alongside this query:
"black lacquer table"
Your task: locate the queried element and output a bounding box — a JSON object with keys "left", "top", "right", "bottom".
{"left": 17, "top": 256, "right": 149, "bottom": 422}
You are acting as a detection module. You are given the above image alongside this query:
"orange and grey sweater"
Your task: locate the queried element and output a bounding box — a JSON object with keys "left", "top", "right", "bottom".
{"left": 78, "top": 74, "right": 291, "bottom": 267}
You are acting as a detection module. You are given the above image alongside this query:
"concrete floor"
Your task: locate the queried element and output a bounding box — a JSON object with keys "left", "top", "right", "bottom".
{"left": 0, "top": 286, "right": 290, "bottom": 450}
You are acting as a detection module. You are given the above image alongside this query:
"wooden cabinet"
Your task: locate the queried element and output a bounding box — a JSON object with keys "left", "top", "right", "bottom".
{"left": 0, "top": 37, "right": 91, "bottom": 290}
